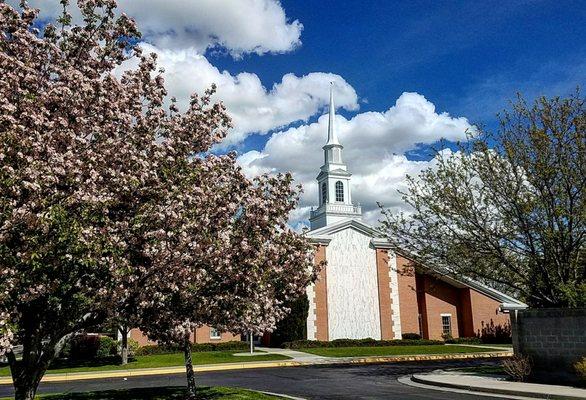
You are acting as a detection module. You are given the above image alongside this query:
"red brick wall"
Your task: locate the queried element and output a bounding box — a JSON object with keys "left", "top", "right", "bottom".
{"left": 420, "top": 274, "right": 461, "bottom": 340}
{"left": 375, "top": 249, "right": 393, "bottom": 339}
{"left": 416, "top": 275, "right": 511, "bottom": 340}
{"left": 313, "top": 244, "right": 329, "bottom": 341}
{"left": 458, "top": 288, "right": 475, "bottom": 337}
{"left": 129, "top": 326, "right": 240, "bottom": 345}
{"left": 396, "top": 255, "right": 420, "bottom": 337}
{"left": 468, "top": 289, "right": 510, "bottom": 336}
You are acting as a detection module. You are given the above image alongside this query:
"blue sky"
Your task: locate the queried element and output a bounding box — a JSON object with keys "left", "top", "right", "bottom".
{"left": 216, "top": 0, "right": 585, "bottom": 153}
{"left": 17, "top": 0, "right": 586, "bottom": 226}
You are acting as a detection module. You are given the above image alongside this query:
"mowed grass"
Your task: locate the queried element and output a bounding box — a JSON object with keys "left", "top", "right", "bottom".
{"left": 298, "top": 344, "right": 504, "bottom": 357}
{"left": 0, "top": 351, "right": 290, "bottom": 377}
{"left": 0, "top": 386, "right": 280, "bottom": 400}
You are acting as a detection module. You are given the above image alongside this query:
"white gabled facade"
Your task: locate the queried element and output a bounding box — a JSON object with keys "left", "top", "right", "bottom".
{"left": 303, "top": 85, "right": 525, "bottom": 343}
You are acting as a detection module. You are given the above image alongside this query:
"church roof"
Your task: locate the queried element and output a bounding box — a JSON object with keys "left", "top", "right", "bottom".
{"left": 306, "top": 218, "right": 527, "bottom": 310}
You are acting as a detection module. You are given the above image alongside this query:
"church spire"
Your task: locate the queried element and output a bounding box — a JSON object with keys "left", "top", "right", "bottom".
{"left": 325, "top": 82, "right": 340, "bottom": 146}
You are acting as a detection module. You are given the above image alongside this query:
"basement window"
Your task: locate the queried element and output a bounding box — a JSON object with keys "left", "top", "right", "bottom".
{"left": 441, "top": 314, "right": 452, "bottom": 336}
{"left": 210, "top": 328, "right": 221, "bottom": 340}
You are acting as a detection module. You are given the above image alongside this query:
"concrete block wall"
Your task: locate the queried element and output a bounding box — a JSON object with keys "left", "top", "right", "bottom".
{"left": 512, "top": 308, "right": 586, "bottom": 383}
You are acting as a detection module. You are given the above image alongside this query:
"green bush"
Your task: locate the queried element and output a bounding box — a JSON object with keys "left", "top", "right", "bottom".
{"left": 135, "top": 344, "right": 181, "bottom": 356}
{"left": 190, "top": 343, "right": 215, "bottom": 352}
{"left": 127, "top": 338, "right": 140, "bottom": 358}
{"left": 401, "top": 333, "right": 422, "bottom": 340}
{"left": 214, "top": 341, "right": 249, "bottom": 351}
{"left": 134, "top": 341, "right": 248, "bottom": 356}
{"left": 478, "top": 321, "right": 512, "bottom": 344}
{"left": 97, "top": 336, "right": 119, "bottom": 358}
{"left": 281, "top": 338, "right": 443, "bottom": 349}
{"left": 70, "top": 334, "right": 101, "bottom": 360}
{"left": 574, "top": 357, "right": 586, "bottom": 381}
{"left": 269, "top": 295, "right": 309, "bottom": 347}
{"left": 445, "top": 337, "right": 482, "bottom": 345}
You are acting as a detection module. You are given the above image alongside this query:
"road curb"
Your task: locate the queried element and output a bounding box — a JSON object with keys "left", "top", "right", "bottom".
{"left": 409, "top": 373, "right": 586, "bottom": 400}
{"left": 0, "top": 351, "right": 512, "bottom": 386}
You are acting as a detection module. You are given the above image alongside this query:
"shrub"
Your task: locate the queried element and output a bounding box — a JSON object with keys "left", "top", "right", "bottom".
{"left": 445, "top": 337, "right": 482, "bottom": 345}
{"left": 502, "top": 355, "right": 532, "bottom": 382}
{"left": 402, "top": 333, "right": 421, "bottom": 340}
{"left": 281, "top": 338, "right": 443, "bottom": 349}
{"left": 135, "top": 344, "right": 181, "bottom": 356}
{"left": 191, "top": 343, "right": 214, "bottom": 352}
{"left": 269, "top": 295, "right": 309, "bottom": 347}
{"left": 574, "top": 357, "right": 586, "bottom": 381}
{"left": 134, "top": 341, "right": 248, "bottom": 356}
{"left": 478, "top": 321, "right": 512, "bottom": 344}
{"left": 214, "top": 341, "right": 249, "bottom": 352}
{"left": 96, "top": 336, "right": 118, "bottom": 358}
{"left": 70, "top": 334, "right": 101, "bottom": 360}
{"left": 127, "top": 338, "right": 140, "bottom": 358}
{"left": 441, "top": 333, "right": 453, "bottom": 341}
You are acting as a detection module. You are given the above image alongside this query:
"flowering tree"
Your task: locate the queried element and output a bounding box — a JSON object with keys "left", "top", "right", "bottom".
{"left": 137, "top": 168, "right": 316, "bottom": 398}
{"left": 0, "top": 2, "right": 315, "bottom": 400}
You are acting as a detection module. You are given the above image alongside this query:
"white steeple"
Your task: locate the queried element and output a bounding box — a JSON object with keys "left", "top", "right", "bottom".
{"left": 309, "top": 84, "right": 362, "bottom": 230}
{"left": 326, "top": 83, "right": 340, "bottom": 146}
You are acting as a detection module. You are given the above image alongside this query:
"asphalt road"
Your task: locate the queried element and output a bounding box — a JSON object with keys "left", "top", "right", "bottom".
{"left": 0, "top": 359, "right": 504, "bottom": 399}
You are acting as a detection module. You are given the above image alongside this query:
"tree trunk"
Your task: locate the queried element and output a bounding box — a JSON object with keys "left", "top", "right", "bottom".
{"left": 12, "top": 368, "right": 44, "bottom": 400}
{"left": 9, "top": 331, "right": 74, "bottom": 400}
{"left": 8, "top": 348, "right": 49, "bottom": 400}
{"left": 120, "top": 326, "right": 129, "bottom": 365}
{"left": 183, "top": 334, "right": 197, "bottom": 399}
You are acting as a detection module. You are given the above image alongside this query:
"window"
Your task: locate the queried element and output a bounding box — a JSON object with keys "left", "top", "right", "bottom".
{"left": 321, "top": 182, "right": 327, "bottom": 204}
{"left": 210, "top": 327, "right": 221, "bottom": 340}
{"left": 335, "top": 181, "right": 344, "bottom": 202}
{"left": 441, "top": 314, "right": 452, "bottom": 336}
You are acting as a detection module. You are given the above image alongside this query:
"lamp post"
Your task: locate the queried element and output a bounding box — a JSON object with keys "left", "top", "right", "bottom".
{"left": 249, "top": 330, "right": 254, "bottom": 354}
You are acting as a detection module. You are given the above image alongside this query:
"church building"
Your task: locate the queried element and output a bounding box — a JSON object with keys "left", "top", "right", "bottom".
{"left": 305, "top": 86, "right": 526, "bottom": 341}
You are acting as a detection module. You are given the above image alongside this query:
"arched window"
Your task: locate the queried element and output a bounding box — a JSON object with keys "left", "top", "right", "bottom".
{"left": 321, "top": 182, "right": 327, "bottom": 205}
{"left": 335, "top": 181, "right": 344, "bottom": 202}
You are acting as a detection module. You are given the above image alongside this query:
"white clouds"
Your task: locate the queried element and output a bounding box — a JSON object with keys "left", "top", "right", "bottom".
{"left": 16, "top": 0, "right": 302, "bottom": 56}
{"left": 237, "top": 93, "right": 473, "bottom": 226}
{"left": 122, "top": 44, "right": 358, "bottom": 145}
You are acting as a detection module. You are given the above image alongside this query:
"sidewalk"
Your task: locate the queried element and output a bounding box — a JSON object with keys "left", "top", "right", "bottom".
{"left": 0, "top": 347, "right": 512, "bottom": 386}
{"left": 407, "top": 370, "right": 586, "bottom": 400}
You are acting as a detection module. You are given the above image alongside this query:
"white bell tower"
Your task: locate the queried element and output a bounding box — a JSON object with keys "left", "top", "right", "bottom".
{"left": 309, "top": 83, "right": 362, "bottom": 230}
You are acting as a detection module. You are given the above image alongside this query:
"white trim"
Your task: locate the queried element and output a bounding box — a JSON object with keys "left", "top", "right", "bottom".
{"left": 306, "top": 283, "right": 317, "bottom": 341}
{"left": 389, "top": 252, "right": 402, "bottom": 339}
{"left": 440, "top": 313, "right": 452, "bottom": 317}
{"left": 308, "top": 234, "right": 333, "bottom": 245}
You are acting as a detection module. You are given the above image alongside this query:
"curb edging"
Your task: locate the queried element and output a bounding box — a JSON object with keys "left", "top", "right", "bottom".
{"left": 409, "top": 374, "right": 586, "bottom": 400}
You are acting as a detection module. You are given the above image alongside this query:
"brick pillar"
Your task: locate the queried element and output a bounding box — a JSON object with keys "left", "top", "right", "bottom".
{"left": 313, "top": 244, "right": 329, "bottom": 341}
{"left": 375, "top": 249, "right": 394, "bottom": 339}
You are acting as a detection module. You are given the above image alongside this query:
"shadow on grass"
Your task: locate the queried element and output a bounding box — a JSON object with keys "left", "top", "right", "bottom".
{"left": 48, "top": 356, "right": 130, "bottom": 371}
{"left": 39, "top": 386, "right": 274, "bottom": 400}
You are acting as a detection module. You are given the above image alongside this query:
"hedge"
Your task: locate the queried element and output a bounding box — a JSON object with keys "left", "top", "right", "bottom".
{"left": 281, "top": 338, "right": 443, "bottom": 349}
{"left": 135, "top": 341, "right": 248, "bottom": 356}
{"left": 445, "top": 337, "right": 482, "bottom": 345}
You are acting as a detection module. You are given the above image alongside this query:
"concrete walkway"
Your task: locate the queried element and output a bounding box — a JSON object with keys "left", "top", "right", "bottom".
{"left": 408, "top": 370, "right": 586, "bottom": 400}
{"left": 255, "top": 347, "right": 328, "bottom": 362}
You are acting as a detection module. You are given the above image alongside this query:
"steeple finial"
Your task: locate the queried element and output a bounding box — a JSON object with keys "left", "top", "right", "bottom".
{"left": 326, "top": 82, "right": 340, "bottom": 146}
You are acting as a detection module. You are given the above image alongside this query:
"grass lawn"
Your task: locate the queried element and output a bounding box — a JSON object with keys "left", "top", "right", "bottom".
{"left": 298, "top": 344, "right": 504, "bottom": 357}
{"left": 0, "top": 351, "right": 290, "bottom": 377}
{"left": 0, "top": 386, "right": 280, "bottom": 400}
